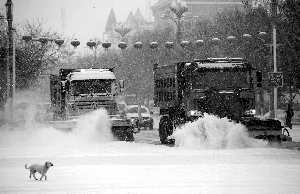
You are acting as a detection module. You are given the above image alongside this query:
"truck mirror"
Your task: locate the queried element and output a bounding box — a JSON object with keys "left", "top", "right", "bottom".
{"left": 256, "top": 71, "right": 262, "bottom": 87}
{"left": 119, "top": 80, "right": 124, "bottom": 89}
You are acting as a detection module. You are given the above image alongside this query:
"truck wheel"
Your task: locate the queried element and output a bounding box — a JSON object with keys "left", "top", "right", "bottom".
{"left": 159, "top": 116, "right": 172, "bottom": 144}
{"left": 126, "top": 133, "right": 134, "bottom": 142}
{"left": 269, "top": 135, "right": 282, "bottom": 147}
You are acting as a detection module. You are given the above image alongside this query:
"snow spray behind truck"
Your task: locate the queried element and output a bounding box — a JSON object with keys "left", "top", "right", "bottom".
{"left": 154, "top": 58, "right": 282, "bottom": 144}
{"left": 49, "top": 68, "right": 134, "bottom": 141}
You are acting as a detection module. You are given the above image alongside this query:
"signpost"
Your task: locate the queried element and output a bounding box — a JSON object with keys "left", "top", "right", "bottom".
{"left": 268, "top": 72, "right": 283, "bottom": 87}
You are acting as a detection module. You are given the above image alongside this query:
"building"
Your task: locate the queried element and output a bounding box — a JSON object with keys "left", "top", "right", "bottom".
{"left": 103, "top": 9, "right": 118, "bottom": 45}
{"left": 151, "top": 0, "right": 244, "bottom": 30}
{"left": 103, "top": 8, "right": 154, "bottom": 48}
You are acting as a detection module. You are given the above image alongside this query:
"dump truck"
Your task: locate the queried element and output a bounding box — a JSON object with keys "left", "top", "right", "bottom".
{"left": 153, "top": 58, "right": 282, "bottom": 144}
{"left": 49, "top": 68, "right": 134, "bottom": 141}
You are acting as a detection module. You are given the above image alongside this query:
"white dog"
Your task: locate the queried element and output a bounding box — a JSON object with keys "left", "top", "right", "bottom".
{"left": 25, "top": 162, "right": 53, "bottom": 181}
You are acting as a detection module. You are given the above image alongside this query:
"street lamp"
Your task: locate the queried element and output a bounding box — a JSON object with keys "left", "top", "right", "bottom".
{"left": 162, "top": 0, "right": 197, "bottom": 43}
{"left": 71, "top": 38, "right": 80, "bottom": 48}
{"left": 165, "top": 41, "right": 174, "bottom": 49}
{"left": 102, "top": 42, "right": 111, "bottom": 51}
{"left": 118, "top": 42, "right": 127, "bottom": 50}
{"left": 22, "top": 35, "right": 65, "bottom": 46}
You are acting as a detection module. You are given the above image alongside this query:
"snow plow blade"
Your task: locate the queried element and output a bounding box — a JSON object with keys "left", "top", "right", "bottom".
{"left": 49, "top": 117, "right": 134, "bottom": 141}
{"left": 110, "top": 118, "right": 134, "bottom": 141}
{"left": 49, "top": 120, "right": 77, "bottom": 131}
{"left": 241, "top": 118, "right": 283, "bottom": 144}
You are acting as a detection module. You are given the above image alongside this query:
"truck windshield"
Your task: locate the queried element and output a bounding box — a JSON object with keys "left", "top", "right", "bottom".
{"left": 70, "top": 79, "right": 113, "bottom": 95}
{"left": 192, "top": 70, "right": 250, "bottom": 89}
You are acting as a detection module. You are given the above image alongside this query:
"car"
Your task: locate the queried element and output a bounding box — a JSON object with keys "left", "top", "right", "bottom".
{"left": 125, "top": 105, "right": 154, "bottom": 130}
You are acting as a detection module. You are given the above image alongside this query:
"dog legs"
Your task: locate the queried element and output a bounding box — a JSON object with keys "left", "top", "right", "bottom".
{"left": 32, "top": 172, "right": 38, "bottom": 180}
{"left": 30, "top": 169, "right": 38, "bottom": 180}
{"left": 39, "top": 174, "right": 47, "bottom": 181}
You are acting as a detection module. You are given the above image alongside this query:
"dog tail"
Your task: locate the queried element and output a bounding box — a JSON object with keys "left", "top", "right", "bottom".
{"left": 25, "top": 164, "right": 29, "bottom": 169}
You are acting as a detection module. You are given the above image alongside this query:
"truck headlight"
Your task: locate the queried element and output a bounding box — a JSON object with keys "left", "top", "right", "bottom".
{"left": 187, "top": 110, "right": 203, "bottom": 117}
{"left": 245, "top": 109, "right": 256, "bottom": 115}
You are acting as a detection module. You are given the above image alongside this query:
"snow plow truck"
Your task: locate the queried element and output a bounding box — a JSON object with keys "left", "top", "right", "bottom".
{"left": 49, "top": 68, "right": 134, "bottom": 141}
{"left": 154, "top": 58, "right": 282, "bottom": 145}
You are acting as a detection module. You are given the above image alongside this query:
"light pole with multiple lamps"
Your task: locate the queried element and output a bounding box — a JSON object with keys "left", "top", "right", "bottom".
{"left": 161, "top": 0, "right": 198, "bottom": 44}
{"left": 115, "top": 22, "right": 131, "bottom": 42}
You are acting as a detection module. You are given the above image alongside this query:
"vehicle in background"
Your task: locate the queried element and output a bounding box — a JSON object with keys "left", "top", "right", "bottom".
{"left": 49, "top": 68, "right": 134, "bottom": 141}
{"left": 153, "top": 58, "right": 283, "bottom": 145}
{"left": 125, "top": 105, "right": 154, "bottom": 130}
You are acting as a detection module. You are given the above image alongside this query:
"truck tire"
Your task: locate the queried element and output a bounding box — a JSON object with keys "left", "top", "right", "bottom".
{"left": 268, "top": 135, "right": 282, "bottom": 148}
{"left": 126, "top": 133, "right": 134, "bottom": 142}
{"left": 159, "top": 116, "right": 173, "bottom": 144}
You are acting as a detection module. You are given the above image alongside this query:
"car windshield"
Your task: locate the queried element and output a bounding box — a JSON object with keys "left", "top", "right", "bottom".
{"left": 126, "top": 107, "right": 149, "bottom": 114}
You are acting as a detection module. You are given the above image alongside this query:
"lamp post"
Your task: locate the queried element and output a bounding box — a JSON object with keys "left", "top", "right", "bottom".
{"left": 87, "top": 39, "right": 101, "bottom": 68}
{"left": 115, "top": 22, "right": 131, "bottom": 42}
{"left": 162, "top": 0, "right": 197, "bottom": 44}
{"left": 133, "top": 41, "right": 143, "bottom": 131}
{"left": 5, "top": 0, "right": 15, "bottom": 121}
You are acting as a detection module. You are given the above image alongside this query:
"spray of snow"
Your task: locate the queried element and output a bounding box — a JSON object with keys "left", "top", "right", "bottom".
{"left": 72, "top": 108, "right": 114, "bottom": 142}
{"left": 0, "top": 101, "right": 114, "bottom": 148}
{"left": 172, "top": 113, "right": 268, "bottom": 149}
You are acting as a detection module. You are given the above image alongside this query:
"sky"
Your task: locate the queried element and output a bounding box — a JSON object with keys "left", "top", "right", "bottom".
{"left": 0, "top": 0, "right": 158, "bottom": 49}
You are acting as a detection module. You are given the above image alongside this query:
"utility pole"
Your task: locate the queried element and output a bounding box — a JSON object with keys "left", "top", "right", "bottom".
{"left": 271, "top": 0, "right": 278, "bottom": 118}
{"left": 5, "top": 0, "right": 15, "bottom": 122}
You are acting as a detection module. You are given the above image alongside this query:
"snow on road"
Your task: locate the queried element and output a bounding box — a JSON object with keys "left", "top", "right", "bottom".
{"left": 0, "top": 109, "right": 300, "bottom": 194}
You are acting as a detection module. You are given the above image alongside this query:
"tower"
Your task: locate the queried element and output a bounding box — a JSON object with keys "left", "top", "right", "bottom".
{"left": 145, "top": 0, "right": 152, "bottom": 22}
{"left": 103, "top": 9, "right": 117, "bottom": 44}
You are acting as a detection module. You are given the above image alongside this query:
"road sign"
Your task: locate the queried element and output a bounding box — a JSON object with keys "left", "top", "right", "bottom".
{"left": 268, "top": 72, "right": 283, "bottom": 87}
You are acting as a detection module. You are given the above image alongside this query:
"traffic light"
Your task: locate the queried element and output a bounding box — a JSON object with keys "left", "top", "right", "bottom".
{"left": 256, "top": 71, "right": 262, "bottom": 87}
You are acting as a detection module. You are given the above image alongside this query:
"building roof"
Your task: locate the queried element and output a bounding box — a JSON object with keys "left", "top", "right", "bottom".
{"left": 105, "top": 9, "right": 117, "bottom": 32}
{"left": 133, "top": 8, "right": 145, "bottom": 25}
{"left": 125, "top": 11, "right": 135, "bottom": 27}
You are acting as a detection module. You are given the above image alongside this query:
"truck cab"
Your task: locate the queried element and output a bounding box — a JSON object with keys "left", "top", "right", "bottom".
{"left": 50, "top": 68, "right": 134, "bottom": 141}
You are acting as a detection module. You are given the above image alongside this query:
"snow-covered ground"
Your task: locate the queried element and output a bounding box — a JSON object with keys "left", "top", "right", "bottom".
{"left": 0, "top": 109, "right": 300, "bottom": 194}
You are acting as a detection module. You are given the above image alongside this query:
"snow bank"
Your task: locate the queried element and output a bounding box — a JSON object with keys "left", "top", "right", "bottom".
{"left": 173, "top": 113, "right": 268, "bottom": 149}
